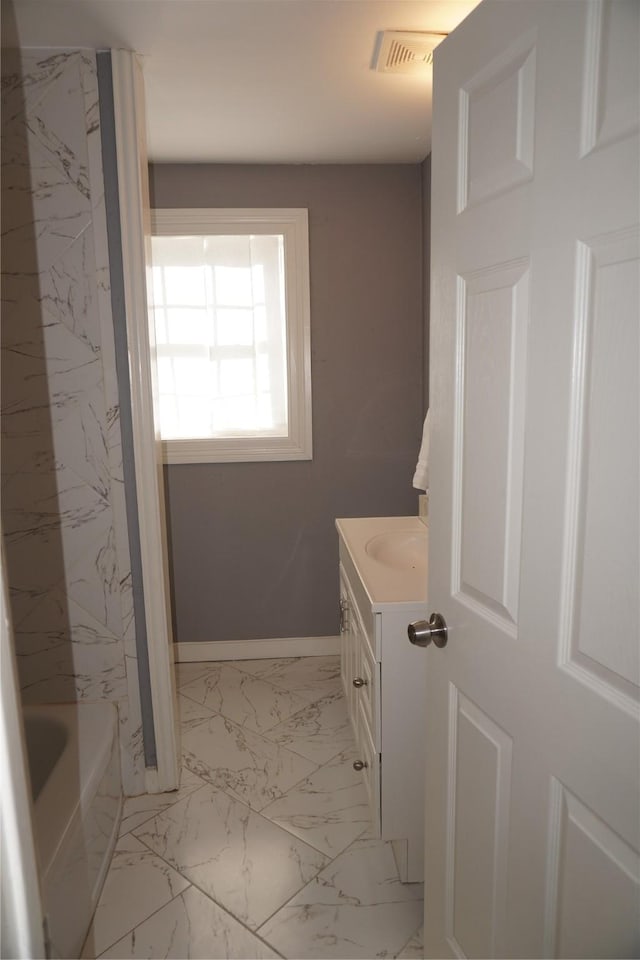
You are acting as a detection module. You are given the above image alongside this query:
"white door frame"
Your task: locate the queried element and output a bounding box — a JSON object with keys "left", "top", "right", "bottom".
{"left": 111, "top": 50, "right": 179, "bottom": 793}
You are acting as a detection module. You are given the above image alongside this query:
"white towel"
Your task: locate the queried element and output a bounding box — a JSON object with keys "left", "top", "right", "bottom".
{"left": 412, "top": 409, "right": 431, "bottom": 491}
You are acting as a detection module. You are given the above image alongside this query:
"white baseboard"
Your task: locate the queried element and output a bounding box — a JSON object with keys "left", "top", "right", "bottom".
{"left": 175, "top": 636, "right": 341, "bottom": 663}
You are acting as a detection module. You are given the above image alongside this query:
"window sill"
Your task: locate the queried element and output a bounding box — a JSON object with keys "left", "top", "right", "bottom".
{"left": 162, "top": 434, "right": 312, "bottom": 464}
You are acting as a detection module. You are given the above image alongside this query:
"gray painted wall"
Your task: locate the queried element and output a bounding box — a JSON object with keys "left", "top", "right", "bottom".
{"left": 149, "top": 163, "right": 426, "bottom": 643}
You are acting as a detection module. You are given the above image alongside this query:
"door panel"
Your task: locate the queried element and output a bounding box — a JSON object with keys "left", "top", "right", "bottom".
{"left": 581, "top": 0, "right": 640, "bottom": 156}
{"left": 461, "top": 34, "right": 536, "bottom": 211}
{"left": 562, "top": 229, "right": 639, "bottom": 700}
{"left": 447, "top": 688, "right": 513, "bottom": 960}
{"left": 545, "top": 780, "right": 640, "bottom": 958}
{"left": 456, "top": 259, "right": 529, "bottom": 628}
{"left": 426, "top": 2, "right": 640, "bottom": 957}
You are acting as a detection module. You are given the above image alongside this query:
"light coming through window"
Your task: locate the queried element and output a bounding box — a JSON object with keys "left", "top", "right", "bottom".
{"left": 150, "top": 209, "right": 312, "bottom": 463}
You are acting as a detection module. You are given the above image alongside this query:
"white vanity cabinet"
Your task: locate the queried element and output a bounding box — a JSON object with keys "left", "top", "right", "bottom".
{"left": 336, "top": 516, "right": 429, "bottom": 883}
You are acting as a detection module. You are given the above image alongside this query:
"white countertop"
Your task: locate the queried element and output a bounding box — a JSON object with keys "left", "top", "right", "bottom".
{"left": 335, "top": 516, "right": 428, "bottom": 607}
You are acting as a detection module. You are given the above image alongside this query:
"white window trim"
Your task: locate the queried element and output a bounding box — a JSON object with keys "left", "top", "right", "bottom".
{"left": 150, "top": 208, "right": 312, "bottom": 463}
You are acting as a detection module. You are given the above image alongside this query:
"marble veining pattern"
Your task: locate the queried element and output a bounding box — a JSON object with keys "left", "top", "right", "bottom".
{"left": 1, "top": 48, "right": 145, "bottom": 791}
{"left": 87, "top": 658, "right": 424, "bottom": 959}
{"left": 267, "top": 687, "right": 355, "bottom": 765}
{"left": 397, "top": 924, "right": 424, "bottom": 959}
{"left": 133, "top": 783, "right": 328, "bottom": 930}
{"left": 258, "top": 837, "right": 424, "bottom": 959}
{"left": 176, "top": 692, "right": 215, "bottom": 730}
{"left": 85, "top": 835, "right": 190, "bottom": 958}
{"left": 234, "top": 654, "right": 343, "bottom": 703}
{"left": 118, "top": 765, "right": 206, "bottom": 837}
{"left": 260, "top": 744, "right": 371, "bottom": 858}
{"left": 175, "top": 660, "right": 215, "bottom": 687}
{"left": 98, "top": 887, "right": 280, "bottom": 960}
{"left": 181, "top": 712, "right": 317, "bottom": 811}
{"left": 179, "top": 662, "right": 310, "bottom": 734}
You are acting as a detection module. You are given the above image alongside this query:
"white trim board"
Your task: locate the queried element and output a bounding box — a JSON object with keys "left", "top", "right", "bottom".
{"left": 175, "top": 636, "right": 341, "bottom": 663}
{"left": 111, "top": 50, "right": 179, "bottom": 793}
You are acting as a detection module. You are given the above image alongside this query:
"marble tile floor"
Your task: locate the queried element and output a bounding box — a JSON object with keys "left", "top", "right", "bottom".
{"left": 82, "top": 656, "right": 424, "bottom": 959}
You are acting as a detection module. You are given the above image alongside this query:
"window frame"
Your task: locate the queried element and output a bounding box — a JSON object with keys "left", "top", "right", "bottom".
{"left": 150, "top": 208, "right": 312, "bottom": 463}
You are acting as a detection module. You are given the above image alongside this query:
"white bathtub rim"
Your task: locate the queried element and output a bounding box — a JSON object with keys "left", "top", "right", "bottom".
{"left": 23, "top": 701, "right": 119, "bottom": 879}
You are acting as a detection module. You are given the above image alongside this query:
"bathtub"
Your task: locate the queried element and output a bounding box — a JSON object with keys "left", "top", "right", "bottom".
{"left": 23, "top": 703, "right": 122, "bottom": 959}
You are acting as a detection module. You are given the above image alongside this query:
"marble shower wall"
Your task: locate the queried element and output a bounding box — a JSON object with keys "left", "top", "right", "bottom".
{"left": 1, "top": 48, "right": 145, "bottom": 794}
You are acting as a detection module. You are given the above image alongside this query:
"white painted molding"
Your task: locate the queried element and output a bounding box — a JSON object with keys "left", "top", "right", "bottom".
{"left": 144, "top": 766, "right": 162, "bottom": 795}
{"left": 110, "top": 50, "right": 179, "bottom": 793}
{"left": 175, "top": 636, "right": 341, "bottom": 662}
{"left": 151, "top": 208, "right": 312, "bottom": 464}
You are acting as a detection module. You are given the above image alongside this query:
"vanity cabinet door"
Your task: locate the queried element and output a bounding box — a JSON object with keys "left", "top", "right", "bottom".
{"left": 357, "top": 698, "right": 381, "bottom": 834}
{"left": 338, "top": 558, "right": 386, "bottom": 841}
{"left": 339, "top": 568, "right": 359, "bottom": 737}
{"left": 339, "top": 572, "right": 350, "bottom": 696}
{"left": 354, "top": 628, "right": 379, "bottom": 748}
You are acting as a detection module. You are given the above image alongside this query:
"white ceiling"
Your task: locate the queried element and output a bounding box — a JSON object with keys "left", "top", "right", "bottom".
{"left": 9, "top": 0, "right": 479, "bottom": 164}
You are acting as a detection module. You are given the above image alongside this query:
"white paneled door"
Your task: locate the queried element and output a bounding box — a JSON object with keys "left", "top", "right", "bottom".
{"left": 425, "top": 1, "right": 639, "bottom": 957}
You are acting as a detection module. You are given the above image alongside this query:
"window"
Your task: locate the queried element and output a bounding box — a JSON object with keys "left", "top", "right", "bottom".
{"left": 150, "top": 208, "right": 312, "bottom": 463}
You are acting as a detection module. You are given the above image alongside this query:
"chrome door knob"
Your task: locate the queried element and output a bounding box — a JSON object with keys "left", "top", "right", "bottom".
{"left": 408, "top": 613, "right": 448, "bottom": 648}
{"left": 353, "top": 760, "right": 368, "bottom": 771}
{"left": 352, "top": 677, "right": 367, "bottom": 688}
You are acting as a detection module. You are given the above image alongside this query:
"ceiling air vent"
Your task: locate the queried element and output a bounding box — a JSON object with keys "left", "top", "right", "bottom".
{"left": 372, "top": 31, "right": 447, "bottom": 75}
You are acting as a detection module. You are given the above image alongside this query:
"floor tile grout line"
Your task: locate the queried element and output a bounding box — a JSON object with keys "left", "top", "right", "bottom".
{"left": 256, "top": 690, "right": 352, "bottom": 745}
{"left": 179, "top": 683, "right": 359, "bottom": 814}
{"left": 130, "top": 802, "right": 414, "bottom": 910}
{"left": 257, "top": 737, "right": 357, "bottom": 805}
{"left": 93, "top": 884, "right": 196, "bottom": 959}
{"left": 256, "top": 749, "right": 367, "bottom": 843}
{"left": 179, "top": 663, "right": 332, "bottom": 739}
{"left": 174, "top": 663, "right": 214, "bottom": 687}
{"left": 180, "top": 706, "right": 357, "bottom": 822}
{"left": 128, "top": 766, "right": 380, "bottom": 940}
{"left": 247, "top": 783, "right": 367, "bottom": 860}
{"left": 128, "top": 781, "right": 215, "bottom": 853}
{"left": 256, "top": 686, "right": 348, "bottom": 737}
{"left": 146, "top": 758, "right": 334, "bottom": 861}
{"left": 172, "top": 873, "right": 288, "bottom": 960}
{"left": 178, "top": 656, "right": 339, "bottom": 680}
{"left": 118, "top": 767, "right": 209, "bottom": 839}
{"left": 394, "top": 921, "right": 425, "bottom": 960}
{"left": 250, "top": 835, "right": 370, "bottom": 939}
{"left": 112, "top": 824, "right": 417, "bottom": 960}
{"left": 179, "top": 687, "right": 308, "bottom": 740}
{"left": 230, "top": 659, "right": 343, "bottom": 703}
{"left": 240, "top": 826, "right": 396, "bottom": 939}
{"left": 129, "top": 790, "right": 327, "bottom": 955}
{"left": 93, "top": 875, "right": 284, "bottom": 960}
{"left": 128, "top": 776, "right": 331, "bottom": 887}
{"left": 260, "top": 676, "right": 344, "bottom": 704}
{"left": 176, "top": 686, "right": 219, "bottom": 713}
{"left": 88, "top": 839, "right": 192, "bottom": 958}
{"left": 179, "top": 657, "right": 309, "bottom": 707}
{"left": 175, "top": 680, "right": 368, "bottom": 867}
{"left": 180, "top": 705, "right": 328, "bottom": 790}
{"left": 178, "top": 657, "right": 341, "bottom": 707}
{"left": 259, "top": 734, "right": 352, "bottom": 767}
{"left": 96, "top": 658, "right": 421, "bottom": 959}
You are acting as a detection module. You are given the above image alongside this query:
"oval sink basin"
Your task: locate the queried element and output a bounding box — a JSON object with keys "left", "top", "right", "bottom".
{"left": 364, "top": 529, "right": 427, "bottom": 571}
